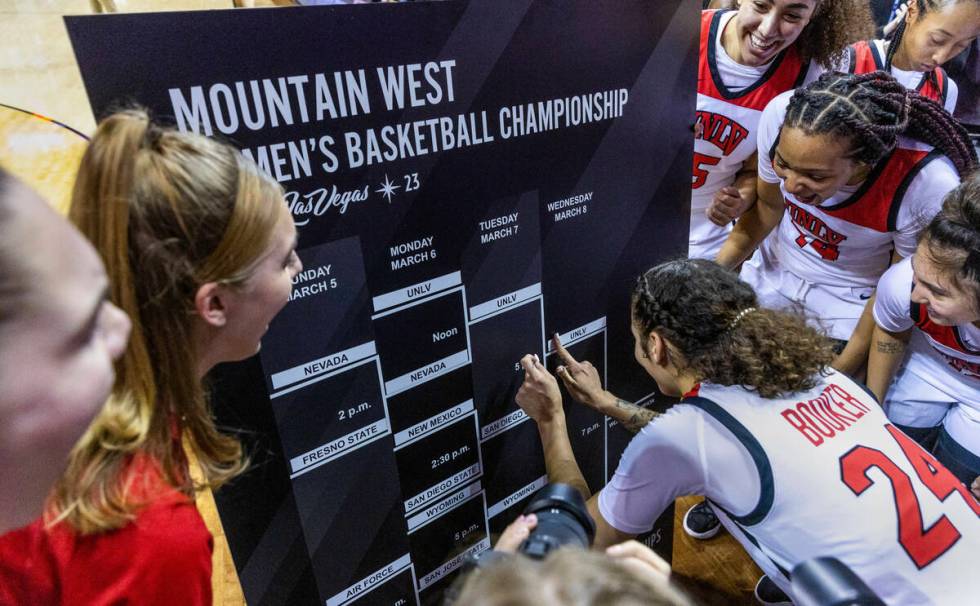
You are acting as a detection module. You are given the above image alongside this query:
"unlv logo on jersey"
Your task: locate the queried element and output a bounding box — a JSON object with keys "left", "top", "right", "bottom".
{"left": 943, "top": 355, "right": 980, "bottom": 380}
{"left": 785, "top": 200, "right": 847, "bottom": 261}
{"left": 692, "top": 111, "right": 750, "bottom": 189}
{"left": 694, "top": 110, "right": 749, "bottom": 156}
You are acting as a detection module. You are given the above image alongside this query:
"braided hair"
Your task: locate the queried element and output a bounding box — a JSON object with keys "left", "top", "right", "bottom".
{"left": 920, "top": 173, "right": 980, "bottom": 310}
{"left": 783, "top": 71, "right": 977, "bottom": 178}
{"left": 885, "top": 1, "right": 919, "bottom": 70}
{"left": 631, "top": 259, "right": 834, "bottom": 399}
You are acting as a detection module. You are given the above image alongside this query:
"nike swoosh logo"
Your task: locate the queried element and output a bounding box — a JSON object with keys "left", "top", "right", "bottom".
{"left": 859, "top": 293, "right": 872, "bottom": 300}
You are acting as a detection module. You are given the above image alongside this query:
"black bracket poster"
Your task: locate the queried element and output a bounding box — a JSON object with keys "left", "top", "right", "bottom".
{"left": 66, "top": 2, "right": 697, "bottom": 604}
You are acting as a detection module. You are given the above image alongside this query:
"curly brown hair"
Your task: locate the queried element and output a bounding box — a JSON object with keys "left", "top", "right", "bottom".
{"left": 795, "top": 0, "right": 875, "bottom": 67}
{"left": 632, "top": 259, "right": 835, "bottom": 399}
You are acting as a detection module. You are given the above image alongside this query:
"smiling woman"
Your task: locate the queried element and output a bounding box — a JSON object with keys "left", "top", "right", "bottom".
{"left": 722, "top": 0, "right": 816, "bottom": 67}
{"left": 726, "top": 0, "right": 875, "bottom": 68}
{"left": 687, "top": 0, "right": 873, "bottom": 260}
{"left": 769, "top": 130, "right": 861, "bottom": 206}
{"left": 869, "top": 174, "right": 980, "bottom": 487}
{"left": 717, "top": 71, "right": 977, "bottom": 383}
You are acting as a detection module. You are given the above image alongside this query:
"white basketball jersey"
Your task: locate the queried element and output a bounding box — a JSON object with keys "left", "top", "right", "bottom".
{"left": 692, "top": 373, "right": 980, "bottom": 605}
{"left": 874, "top": 257, "right": 980, "bottom": 409}
{"left": 767, "top": 142, "right": 941, "bottom": 286}
{"left": 753, "top": 92, "right": 959, "bottom": 289}
{"left": 689, "top": 9, "right": 812, "bottom": 259}
{"left": 845, "top": 39, "right": 959, "bottom": 114}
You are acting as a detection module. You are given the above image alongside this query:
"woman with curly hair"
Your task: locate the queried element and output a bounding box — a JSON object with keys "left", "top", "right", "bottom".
{"left": 0, "top": 109, "right": 302, "bottom": 604}
{"left": 690, "top": 0, "right": 873, "bottom": 260}
{"left": 515, "top": 259, "right": 980, "bottom": 605}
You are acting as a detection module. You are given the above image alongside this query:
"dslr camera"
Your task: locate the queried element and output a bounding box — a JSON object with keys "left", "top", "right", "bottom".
{"left": 514, "top": 482, "right": 596, "bottom": 558}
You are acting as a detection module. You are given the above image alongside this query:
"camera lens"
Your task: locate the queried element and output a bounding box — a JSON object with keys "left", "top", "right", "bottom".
{"left": 518, "top": 483, "right": 596, "bottom": 559}
{"left": 791, "top": 557, "right": 885, "bottom": 606}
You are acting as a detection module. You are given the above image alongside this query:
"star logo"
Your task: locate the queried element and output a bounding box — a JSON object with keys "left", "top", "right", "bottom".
{"left": 376, "top": 174, "right": 401, "bottom": 204}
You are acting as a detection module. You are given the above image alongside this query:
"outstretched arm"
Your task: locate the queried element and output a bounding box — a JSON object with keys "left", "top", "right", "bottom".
{"left": 516, "top": 353, "right": 651, "bottom": 551}
{"left": 516, "top": 354, "right": 590, "bottom": 498}
{"left": 551, "top": 335, "right": 658, "bottom": 433}
{"left": 715, "top": 178, "right": 784, "bottom": 270}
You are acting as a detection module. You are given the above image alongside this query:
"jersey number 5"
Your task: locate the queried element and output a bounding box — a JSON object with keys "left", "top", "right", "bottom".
{"left": 692, "top": 153, "right": 721, "bottom": 189}
{"left": 839, "top": 424, "right": 980, "bottom": 569}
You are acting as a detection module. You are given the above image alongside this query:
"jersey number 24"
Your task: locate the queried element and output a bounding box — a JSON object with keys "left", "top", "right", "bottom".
{"left": 839, "top": 424, "right": 980, "bottom": 569}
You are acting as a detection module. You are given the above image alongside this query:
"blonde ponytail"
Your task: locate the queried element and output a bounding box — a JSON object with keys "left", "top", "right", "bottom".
{"left": 55, "top": 109, "right": 281, "bottom": 533}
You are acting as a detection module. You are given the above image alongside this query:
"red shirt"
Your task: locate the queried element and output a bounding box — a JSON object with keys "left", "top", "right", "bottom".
{"left": 0, "top": 454, "right": 212, "bottom": 605}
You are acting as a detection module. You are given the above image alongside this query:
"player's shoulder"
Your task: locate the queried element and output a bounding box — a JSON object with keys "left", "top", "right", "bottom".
{"left": 874, "top": 258, "right": 914, "bottom": 322}
{"left": 686, "top": 381, "right": 761, "bottom": 402}
{"left": 630, "top": 400, "right": 719, "bottom": 453}
{"left": 880, "top": 257, "right": 913, "bottom": 292}
{"left": 892, "top": 252, "right": 914, "bottom": 271}
{"left": 638, "top": 402, "right": 700, "bottom": 435}
{"left": 916, "top": 153, "right": 959, "bottom": 184}
{"left": 677, "top": 383, "right": 771, "bottom": 424}
{"left": 757, "top": 89, "right": 793, "bottom": 148}
{"left": 891, "top": 140, "right": 959, "bottom": 198}
{"left": 761, "top": 89, "right": 793, "bottom": 121}
{"left": 945, "top": 73, "right": 959, "bottom": 101}
{"left": 895, "top": 137, "right": 958, "bottom": 178}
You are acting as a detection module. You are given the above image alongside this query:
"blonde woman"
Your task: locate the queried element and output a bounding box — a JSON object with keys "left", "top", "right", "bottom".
{"left": 0, "top": 110, "right": 301, "bottom": 604}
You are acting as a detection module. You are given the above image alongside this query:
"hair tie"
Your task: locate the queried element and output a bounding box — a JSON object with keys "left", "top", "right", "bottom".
{"left": 728, "top": 307, "right": 757, "bottom": 331}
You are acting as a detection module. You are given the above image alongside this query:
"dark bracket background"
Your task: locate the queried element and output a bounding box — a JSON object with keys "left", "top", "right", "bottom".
{"left": 66, "top": 1, "right": 697, "bottom": 604}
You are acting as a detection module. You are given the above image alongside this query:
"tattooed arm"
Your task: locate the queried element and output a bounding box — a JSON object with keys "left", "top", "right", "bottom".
{"left": 866, "top": 324, "right": 911, "bottom": 403}
{"left": 611, "top": 398, "right": 660, "bottom": 433}
{"left": 550, "top": 334, "right": 659, "bottom": 433}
